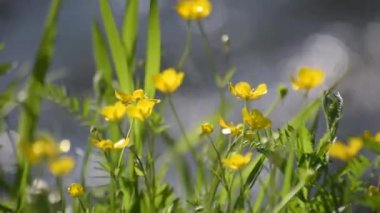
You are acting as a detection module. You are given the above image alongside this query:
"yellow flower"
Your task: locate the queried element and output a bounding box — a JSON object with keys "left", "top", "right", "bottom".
{"left": 49, "top": 156, "right": 75, "bottom": 176}
{"left": 101, "top": 101, "right": 127, "bottom": 121}
{"left": 91, "top": 139, "right": 114, "bottom": 151}
{"left": 21, "top": 135, "right": 59, "bottom": 164}
{"left": 153, "top": 68, "right": 185, "bottom": 93}
{"left": 229, "top": 82, "right": 268, "bottom": 100}
{"left": 113, "top": 138, "right": 130, "bottom": 149}
{"left": 115, "top": 89, "right": 146, "bottom": 103}
{"left": 328, "top": 137, "right": 363, "bottom": 161}
{"left": 223, "top": 152, "right": 252, "bottom": 170}
{"left": 125, "top": 99, "right": 159, "bottom": 121}
{"left": 67, "top": 183, "right": 84, "bottom": 197}
{"left": 219, "top": 118, "right": 243, "bottom": 136}
{"left": 200, "top": 122, "right": 214, "bottom": 135}
{"left": 291, "top": 66, "right": 325, "bottom": 91}
{"left": 175, "top": 0, "right": 212, "bottom": 20}
{"left": 242, "top": 107, "right": 271, "bottom": 129}
{"left": 363, "top": 130, "right": 380, "bottom": 143}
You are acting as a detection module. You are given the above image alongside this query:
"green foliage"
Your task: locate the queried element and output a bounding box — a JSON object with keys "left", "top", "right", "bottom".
{"left": 144, "top": 0, "right": 161, "bottom": 98}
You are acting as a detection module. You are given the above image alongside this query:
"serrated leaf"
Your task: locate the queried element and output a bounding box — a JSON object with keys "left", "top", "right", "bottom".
{"left": 322, "top": 91, "right": 343, "bottom": 137}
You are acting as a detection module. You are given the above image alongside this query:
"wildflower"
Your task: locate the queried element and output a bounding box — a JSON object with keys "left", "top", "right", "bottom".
{"left": 242, "top": 107, "right": 271, "bottom": 129}
{"left": 67, "top": 183, "right": 84, "bottom": 197}
{"left": 200, "top": 122, "right": 214, "bottom": 135}
{"left": 21, "top": 135, "right": 59, "bottom": 164}
{"left": 367, "top": 185, "right": 380, "bottom": 196}
{"left": 328, "top": 137, "right": 363, "bottom": 161}
{"left": 223, "top": 152, "right": 252, "bottom": 170}
{"left": 101, "top": 101, "right": 127, "bottom": 121}
{"left": 113, "top": 137, "right": 130, "bottom": 149}
{"left": 229, "top": 82, "right": 268, "bottom": 100}
{"left": 153, "top": 68, "right": 184, "bottom": 93}
{"left": 363, "top": 130, "right": 380, "bottom": 143}
{"left": 115, "top": 89, "right": 146, "bottom": 103}
{"left": 125, "top": 99, "right": 159, "bottom": 121}
{"left": 219, "top": 118, "right": 243, "bottom": 136}
{"left": 92, "top": 139, "right": 114, "bottom": 151}
{"left": 48, "top": 156, "right": 75, "bottom": 176}
{"left": 291, "top": 66, "right": 325, "bottom": 91}
{"left": 175, "top": 0, "right": 212, "bottom": 20}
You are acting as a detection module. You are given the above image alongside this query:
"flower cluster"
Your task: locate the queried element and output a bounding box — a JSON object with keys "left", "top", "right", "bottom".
{"left": 91, "top": 137, "right": 130, "bottom": 151}
{"left": 101, "top": 89, "right": 160, "bottom": 122}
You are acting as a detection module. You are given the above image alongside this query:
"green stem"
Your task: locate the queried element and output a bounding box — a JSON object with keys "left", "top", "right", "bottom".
{"left": 15, "top": 161, "right": 29, "bottom": 213}
{"left": 78, "top": 198, "right": 87, "bottom": 212}
{"left": 81, "top": 144, "right": 92, "bottom": 188}
{"left": 167, "top": 95, "right": 196, "bottom": 158}
{"left": 265, "top": 96, "right": 280, "bottom": 117}
{"left": 197, "top": 21, "right": 218, "bottom": 76}
{"left": 116, "top": 119, "right": 134, "bottom": 170}
{"left": 177, "top": 21, "right": 192, "bottom": 70}
{"left": 57, "top": 177, "right": 65, "bottom": 213}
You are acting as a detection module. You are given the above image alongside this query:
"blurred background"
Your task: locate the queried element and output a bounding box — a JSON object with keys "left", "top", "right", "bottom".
{"left": 1, "top": 0, "right": 380, "bottom": 186}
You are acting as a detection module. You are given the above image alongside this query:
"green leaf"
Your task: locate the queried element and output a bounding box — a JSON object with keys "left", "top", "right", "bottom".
{"left": 42, "top": 83, "right": 99, "bottom": 126}
{"left": 322, "top": 91, "right": 343, "bottom": 137}
{"left": 297, "top": 125, "right": 313, "bottom": 154}
{"left": 144, "top": 0, "right": 161, "bottom": 97}
{"left": 99, "top": 0, "right": 133, "bottom": 93}
{"left": 0, "top": 63, "right": 14, "bottom": 76}
{"left": 18, "top": 0, "right": 62, "bottom": 144}
{"left": 216, "top": 67, "right": 236, "bottom": 88}
{"left": 16, "top": 2, "right": 62, "bottom": 212}
{"left": 281, "top": 151, "right": 295, "bottom": 197}
{"left": 287, "top": 98, "right": 321, "bottom": 130}
{"left": 244, "top": 154, "right": 266, "bottom": 189}
{"left": 92, "top": 21, "right": 114, "bottom": 102}
{"left": 122, "top": 0, "right": 139, "bottom": 70}
{"left": 0, "top": 43, "right": 5, "bottom": 51}
{"left": 253, "top": 177, "right": 270, "bottom": 212}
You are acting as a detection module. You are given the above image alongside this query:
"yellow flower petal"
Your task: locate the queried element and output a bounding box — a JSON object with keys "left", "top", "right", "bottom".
{"left": 126, "top": 99, "right": 158, "bottom": 121}
{"left": 154, "top": 68, "right": 185, "bottom": 93}
{"left": 328, "top": 142, "right": 350, "bottom": 161}
{"left": 176, "top": 0, "right": 212, "bottom": 20}
{"left": 229, "top": 82, "right": 268, "bottom": 100}
{"left": 49, "top": 156, "right": 75, "bottom": 176}
{"left": 21, "top": 135, "right": 60, "bottom": 164}
{"left": 223, "top": 153, "right": 252, "bottom": 170}
{"left": 67, "top": 183, "right": 84, "bottom": 197}
{"left": 250, "top": 83, "right": 268, "bottom": 99}
{"left": 219, "top": 118, "right": 242, "bottom": 136}
{"left": 291, "top": 67, "right": 325, "bottom": 91}
{"left": 200, "top": 122, "right": 214, "bottom": 135}
{"left": 242, "top": 107, "right": 271, "bottom": 129}
{"left": 101, "top": 101, "right": 127, "bottom": 121}
{"left": 328, "top": 138, "right": 363, "bottom": 161}
{"left": 113, "top": 138, "right": 130, "bottom": 149}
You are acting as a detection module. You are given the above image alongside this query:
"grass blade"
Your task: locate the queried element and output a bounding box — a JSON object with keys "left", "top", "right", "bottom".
{"left": 16, "top": 0, "right": 62, "bottom": 211}
{"left": 144, "top": 0, "right": 161, "bottom": 97}
{"left": 122, "top": 0, "right": 139, "bottom": 71}
{"left": 99, "top": 0, "right": 133, "bottom": 93}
